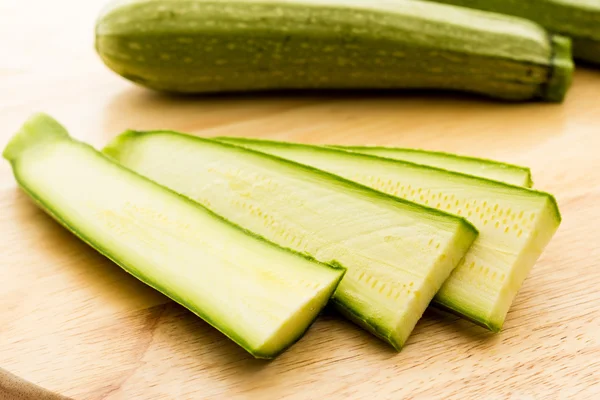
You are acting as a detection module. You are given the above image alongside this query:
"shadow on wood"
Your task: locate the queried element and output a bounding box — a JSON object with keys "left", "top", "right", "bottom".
{"left": 102, "top": 86, "right": 567, "bottom": 158}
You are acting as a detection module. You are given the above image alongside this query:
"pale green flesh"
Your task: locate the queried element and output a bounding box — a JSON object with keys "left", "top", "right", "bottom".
{"left": 3, "top": 115, "right": 345, "bottom": 359}
{"left": 104, "top": 131, "right": 477, "bottom": 349}
{"left": 218, "top": 138, "right": 561, "bottom": 331}
{"left": 334, "top": 145, "right": 532, "bottom": 187}
{"left": 96, "top": 0, "right": 572, "bottom": 101}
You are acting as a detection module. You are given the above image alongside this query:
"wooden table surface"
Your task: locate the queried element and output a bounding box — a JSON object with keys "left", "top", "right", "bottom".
{"left": 2, "top": 1, "right": 600, "bottom": 399}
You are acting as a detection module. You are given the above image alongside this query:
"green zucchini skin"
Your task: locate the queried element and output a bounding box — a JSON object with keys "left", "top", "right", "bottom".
{"left": 423, "top": 0, "right": 600, "bottom": 65}
{"left": 96, "top": 0, "right": 573, "bottom": 101}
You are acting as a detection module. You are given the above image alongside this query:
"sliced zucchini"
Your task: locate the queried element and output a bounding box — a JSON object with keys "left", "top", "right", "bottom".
{"left": 104, "top": 131, "right": 478, "bottom": 349}
{"left": 3, "top": 114, "right": 346, "bottom": 359}
{"left": 217, "top": 138, "right": 561, "bottom": 331}
{"left": 334, "top": 145, "right": 532, "bottom": 187}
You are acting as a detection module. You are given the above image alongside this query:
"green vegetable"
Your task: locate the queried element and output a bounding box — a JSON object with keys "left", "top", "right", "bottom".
{"left": 3, "top": 114, "right": 346, "bottom": 359}
{"left": 96, "top": 0, "right": 573, "bottom": 101}
{"left": 104, "top": 131, "right": 478, "bottom": 349}
{"left": 334, "top": 145, "right": 532, "bottom": 187}
{"left": 422, "top": 0, "right": 600, "bottom": 64}
{"left": 218, "top": 138, "right": 561, "bottom": 331}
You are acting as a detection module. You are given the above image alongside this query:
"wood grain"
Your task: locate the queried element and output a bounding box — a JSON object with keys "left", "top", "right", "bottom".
{"left": 0, "top": 368, "right": 72, "bottom": 400}
{"left": 1, "top": 1, "right": 599, "bottom": 398}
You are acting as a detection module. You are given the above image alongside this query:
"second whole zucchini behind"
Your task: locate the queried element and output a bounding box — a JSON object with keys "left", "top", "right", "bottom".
{"left": 96, "top": 0, "right": 573, "bottom": 101}
{"left": 421, "top": 0, "right": 600, "bottom": 65}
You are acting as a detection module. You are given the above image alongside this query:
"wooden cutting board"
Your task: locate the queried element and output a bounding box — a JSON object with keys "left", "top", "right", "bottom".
{"left": 1, "top": 1, "right": 599, "bottom": 398}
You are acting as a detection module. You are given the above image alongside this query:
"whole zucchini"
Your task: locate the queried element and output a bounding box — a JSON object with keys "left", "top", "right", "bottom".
{"left": 95, "top": 0, "right": 573, "bottom": 101}
{"left": 422, "top": 0, "right": 600, "bottom": 65}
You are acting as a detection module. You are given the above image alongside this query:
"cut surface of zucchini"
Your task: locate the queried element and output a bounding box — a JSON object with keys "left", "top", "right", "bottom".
{"left": 218, "top": 137, "right": 561, "bottom": 331}
{"left": 105, "top": 131, "right": 478, "bottom": 349}
{"left": 3, "top": 115, "right": 346, "bottom": 359}
{"left": 335, "top": 145, "right": 532, "bottom": 187}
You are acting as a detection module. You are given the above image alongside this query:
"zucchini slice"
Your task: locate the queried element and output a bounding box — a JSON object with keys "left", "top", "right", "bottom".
{"left": 104, "top": 131, "right": 478, "bottom": 349}
{"left": 334, "top": 145, "right": 532, "bottom": 187}
{"left": 217, "top": 138, "right": 561, "bottom": 331}
{"left": 96, "top": 0, "right": 573, "bottom": 101}
{"left": 3, "top": 114, "right": 346, "bottom": 359}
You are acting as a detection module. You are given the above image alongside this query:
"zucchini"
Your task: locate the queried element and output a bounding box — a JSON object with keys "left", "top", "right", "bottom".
{"left": 104, "top": 131, "right": 478, "bottom": 349}
{"left": 3, "top": 114, "right": 346, "bottom": 359}
{"left": 218, "top": 138, "right": 561, "bottom": 331}
{"left": 422, "top": 0, "right": 600, "bottom": 64}
{"left": 334, "top": 145, "right": 532, "bottom": 187}
{"left": 95, "top": 0, "right": 573, "bottom": 101}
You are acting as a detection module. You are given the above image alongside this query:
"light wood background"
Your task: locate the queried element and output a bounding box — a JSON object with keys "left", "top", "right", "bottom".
{"left": 1, "top": 1, "right": 599, "bottom": 399}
